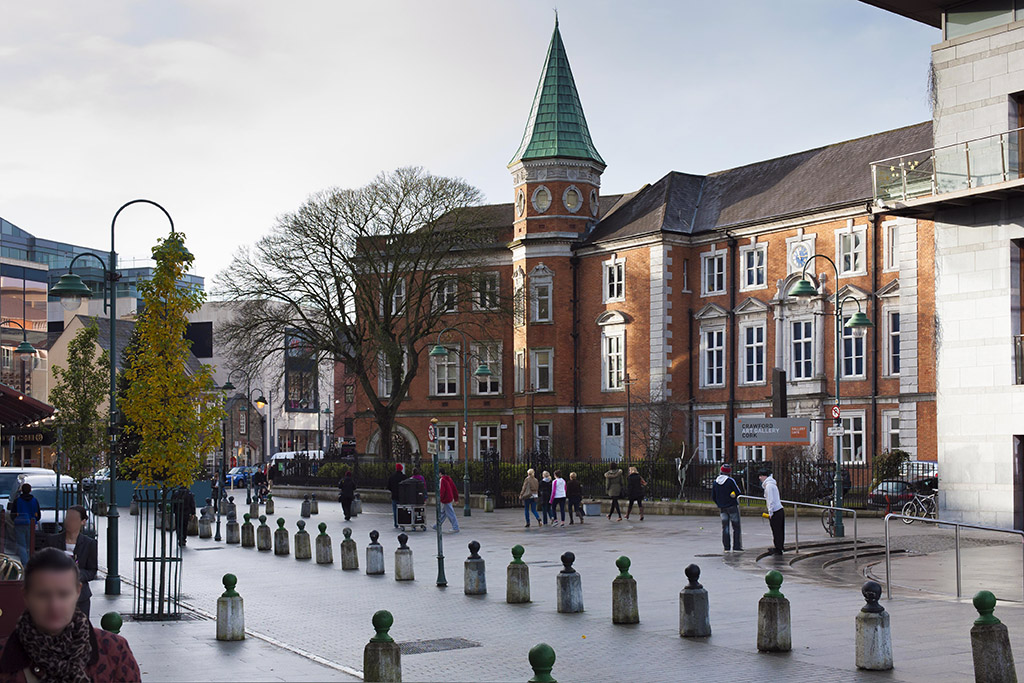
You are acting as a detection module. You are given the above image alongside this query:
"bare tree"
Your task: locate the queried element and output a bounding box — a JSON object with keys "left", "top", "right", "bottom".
{"left": 628, "top": 385, "right": 682, "bottom": 461}
{"left": 216, "top": 167, "right": 502, "bottom": 461}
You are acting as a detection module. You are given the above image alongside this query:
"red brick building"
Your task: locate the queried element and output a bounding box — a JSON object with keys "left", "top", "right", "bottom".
{"left": 347, "top": 19, "right": 937, "bottom": 466}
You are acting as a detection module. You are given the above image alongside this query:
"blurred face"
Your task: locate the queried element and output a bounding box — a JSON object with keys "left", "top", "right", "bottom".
{"left": 63, "top": 509, "right": 84, "bottom": 538}
{"left": 24, "top": 569, "right": 81, "bottom": 635}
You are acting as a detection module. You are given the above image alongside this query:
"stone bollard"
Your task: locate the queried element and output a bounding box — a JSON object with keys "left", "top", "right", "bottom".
{"left": 395, "top": 533, "right": 414, "bottom": 581}
{"left": 216, "top": 574, "right": 245, "bottom": 641}
{"left": 100, "top": 612, "right": 123, "bottom": 634}
{"left": 226, "top": 517, "right": 240, "bottom": 545}
{"left": 363, "top": 610, "right": 401, "bottom": 683}
{"left": 219, "top": 496, "right": 228, "bottom": 515}
{"left": 483, "top": 491, "right": 495, "bottom": 513}
{"left": 757, "top": 570, "right": 791, "bottom": 653}
{"left": 274, "top": 518, "right": 290, "bottom": 556}
{"left": 249, "top": 500, "right": 259, "bottom": 521}
{"left": 129, "top": 495, "right": 139, "bottom": 516}
{"left": 187, "top": 513, "right": 199, "bottom": 537}
{"left": 199, "top": 517, "right": 213, "bottom": 539}
{"left": 611, "top": 556, "right": 639, "bottom": 625}
{"left": 301, "top": 494, "right": 312, "bottom": 519}
{"left": 679, "top": 563, "right": 711, "bottom": 638}
{"left": 256, "top": 515, "right": 272, "bottom": 552}
{"left": 971, "top": 590, "right": 1017, "bottom": 683}
{"left": 341, "top": 527, "right": 359, "bottom": 570}
{"left": 316, "top": 523, "right": 334, "bottom": 565}
{"left": 241, "top": 514, "right": 255, "bottom": 548}
{"left": 556, "top": 552, "right": 584, "bottom": 614}
{"left": 294, "top": 520, "right": 312, "bottom": 560}
{"left": 528, "top": 643, "right": 557, "bottom": 683}
{"left": 856, "top": 580, "right": 893, "bottom": 671}
{"left": 507, "top": 545, "right": 530, "bottom": 604}
{"left": 464, "top": 541, "right": 486, "bottom": 595}
{"left": 265, "top": 494, "right": 274, "bottom": 515}
{"left": 366, "top": 530, "right": 385, "bottom": 575}
{"left": 352, "top": 493, "right": 362, "bottom": 517}
{"left": 310, "top": 494, "right": 319, "bottom": 515}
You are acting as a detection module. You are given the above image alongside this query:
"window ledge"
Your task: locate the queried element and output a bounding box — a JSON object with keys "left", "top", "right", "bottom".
{"left": 739, "top": 284, "right": 768, "bottom": 293}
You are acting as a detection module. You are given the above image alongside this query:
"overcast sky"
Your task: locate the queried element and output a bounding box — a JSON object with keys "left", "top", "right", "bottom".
{"left": 0, "top": 1, "right": 938, "bottom": 284}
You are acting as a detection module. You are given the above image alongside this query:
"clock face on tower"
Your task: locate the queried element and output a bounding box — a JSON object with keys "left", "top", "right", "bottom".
{"left": 791, "top": 242, "right": 811, "bottom": 270}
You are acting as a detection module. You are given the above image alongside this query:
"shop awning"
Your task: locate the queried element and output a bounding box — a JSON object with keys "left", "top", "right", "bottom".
{"left": 0, "top": 383, "right": 54, "bottom": 428}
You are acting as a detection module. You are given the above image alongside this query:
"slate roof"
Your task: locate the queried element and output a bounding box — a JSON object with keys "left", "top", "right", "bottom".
{"left": 509, "top": 19, "right": 604, "bottom": 166}
{"left": 72, "top": 315, "right": 204, "bottom": 375}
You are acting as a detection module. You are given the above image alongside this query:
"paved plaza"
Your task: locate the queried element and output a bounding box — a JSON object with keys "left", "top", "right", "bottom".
{"left": 90, "top": 496, "right": 1024, "bottom": 681}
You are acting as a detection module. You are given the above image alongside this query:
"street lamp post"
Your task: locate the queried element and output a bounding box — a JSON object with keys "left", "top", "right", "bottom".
{"left": 216, "top": 369, "right": 247, "bottom": 541}
{"left": 242, "top": 387, "right": 267, "bottom": 505}
{"left": 316, "top": 402, "right": 331, "bottom": 453}
{"left": 0, "top": 321, "right": 37, "bottom": 395}
{"left": 48, "top": 199, "right": 181, "bottom": 597}
{"left": 428, "top": 417, "right": 446, "bottom": 587}
{"left": 429, "top": 329, "right": 492, "bottom": 517}
{"left": 790, "top": 259, "right": 873, "bottom": 539}
{"left": 623, "top": 372, "right": 637, "bottom": 463}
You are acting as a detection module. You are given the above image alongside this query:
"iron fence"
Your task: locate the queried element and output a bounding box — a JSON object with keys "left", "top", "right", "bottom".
{"left": 132, "top": 489, "right": 184, "bottom": 621}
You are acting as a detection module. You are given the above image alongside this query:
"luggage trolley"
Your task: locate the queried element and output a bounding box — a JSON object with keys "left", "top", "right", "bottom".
{"left": 397, "top": 478, "right": 427, "bottom": 532}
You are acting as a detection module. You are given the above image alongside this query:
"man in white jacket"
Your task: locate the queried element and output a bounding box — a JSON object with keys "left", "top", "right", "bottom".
{"left": 759, "top": 469, "right": 784, "bottom": 555}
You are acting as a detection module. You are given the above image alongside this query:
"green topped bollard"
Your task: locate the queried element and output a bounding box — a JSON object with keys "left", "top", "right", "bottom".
{"left": 316, "top": 522, "right": 334, "bottom": 564}
{"left": 100, "top": 612, "right": 123, "bottom": 634}
{"left": 528, "top": 643, "right": 556, "bottom": 683}
{"left": 507, "top": 545, "right": 530, "bottom": 604}
{"left": 341, "top": 527, "right": 359, "bottom": 570}
{"left": 294, "top": 520, "right": 312, "bottom": 560}
{"left": 310, "top": 494, "right": 319, "bottom": 515}
{"left": 971, "top": 590, "right": 1017, "bottom": 683}
{"left": 216, "top": 574, "right": 244, "bottom": 641}
{"left": 363, "top": 610, "right": 401, "bottom": 682}
{"left": 612, "top": 556, "right": 639, "bottom": 624}
{"left": 274, "top": 518, "right": 290, "bottom": 556}
{"left": 241, "top": 513, "right": 255, "bottom": 548}
{"left": 256, "top": 515, "right": 272, "bottom": 552}
{"left": 264, "top": 493, "right": 274, "bottom": 515}
{"left": 757, "top": 570, "right": 791, "bottom": 653}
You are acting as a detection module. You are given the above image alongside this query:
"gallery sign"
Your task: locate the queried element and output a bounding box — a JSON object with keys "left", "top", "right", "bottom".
{"left": 734, "top": 418, "right": 811, "bottom": 445}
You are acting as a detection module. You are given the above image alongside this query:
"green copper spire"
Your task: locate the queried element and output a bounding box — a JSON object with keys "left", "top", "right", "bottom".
{"left": 510, "top": 18, "right": 604, "bottom": 166}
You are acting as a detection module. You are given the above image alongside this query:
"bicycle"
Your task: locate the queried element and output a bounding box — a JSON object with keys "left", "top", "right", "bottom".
{"left": 821, "top": 498, "right": 836, "bottom": 537}
{"left": 901, "top": 490, "right": 938, "bottom": 524}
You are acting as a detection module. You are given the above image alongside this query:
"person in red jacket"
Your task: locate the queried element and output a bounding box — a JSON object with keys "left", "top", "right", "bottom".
{"left": 432, "top": 469, "right": 461, "bottom": 533}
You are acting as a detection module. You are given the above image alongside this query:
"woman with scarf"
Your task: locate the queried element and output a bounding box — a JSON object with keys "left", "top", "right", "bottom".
{"left": 0, "top": 548, "right": 140, "bottom": 682}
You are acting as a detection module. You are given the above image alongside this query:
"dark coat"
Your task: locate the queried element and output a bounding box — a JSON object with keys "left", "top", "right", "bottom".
{"left": 44, "top": 532, "right": 98, "bottom": 604}
{"left": 566, "top": 480, "right": 583, "bottom": 499}
{"left": 338, "top": 477, "right": 357, "bottom": 501}
{"left": 386, "top": 471, "right": 408, "bottom": 502}
{"left": 0, "top": 622, "right": 141, "bottom": 682}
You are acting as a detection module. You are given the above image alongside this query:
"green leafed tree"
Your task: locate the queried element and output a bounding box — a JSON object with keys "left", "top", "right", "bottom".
{"left": 120, "top": 232, "right": 224, "bottom": 488}
{"left": 50, "top": 322, "right": 109, "bottom": 481}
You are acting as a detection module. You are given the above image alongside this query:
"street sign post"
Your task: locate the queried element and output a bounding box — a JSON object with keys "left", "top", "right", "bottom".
{"left": 461, "top": 424, "right": 467, "bottom": 444}
{"left": 830, "top": 405, "right": 841, "bottom": 420}
{"left": 734, "top": 418, "right": 811, "bottom": 445}
{"left": 827, "top": 426, "right": 845, "bottom": 437}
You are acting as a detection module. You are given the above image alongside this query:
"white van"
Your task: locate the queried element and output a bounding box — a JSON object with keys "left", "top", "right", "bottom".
{"left": 0, "top": 468, "right": 55, "bottom": 510}
{"left": 270, "top": 450, "right": 323, "bottom": 464}
{"left": 6, "top": 473, "right": 78, "bottom": 534}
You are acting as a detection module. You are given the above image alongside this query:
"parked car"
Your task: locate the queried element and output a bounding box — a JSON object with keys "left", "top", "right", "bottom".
{"left": 0, "top": 468, "right": 55, "bottom": 510}
{"left": 225, "top": 466, "right": 259, "bottom": 487}
{"left": 5, "top": 473, "right": 78, "bottom": 535}
{"left": 867, "top": 476, "right": 939, "bottom": 510}
{"left": 82, "top": 467, "right": 110, "bottom": 491}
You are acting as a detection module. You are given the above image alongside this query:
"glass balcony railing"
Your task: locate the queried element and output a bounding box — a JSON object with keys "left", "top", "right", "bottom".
{"left": 871, "top": 127, "right": 1024, "bottom": 206}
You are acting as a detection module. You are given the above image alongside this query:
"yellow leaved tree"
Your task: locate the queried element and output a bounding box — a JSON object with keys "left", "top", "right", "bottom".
{"left": 121, "top": 232, "right": 223, "bottom": 488}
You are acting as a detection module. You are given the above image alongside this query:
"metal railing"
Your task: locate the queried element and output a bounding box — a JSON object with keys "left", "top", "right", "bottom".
{"left": 739, "top": 495, "right": 859, "bottom": 563}
{"left": 871, "top": 126, "right": 1024, "bottom": 205}
{"left": 883, "top": 513, "right": 1024, "bottom": 600}
{"left": 1014, "top": 335, "right": 1024, "bottom": 385}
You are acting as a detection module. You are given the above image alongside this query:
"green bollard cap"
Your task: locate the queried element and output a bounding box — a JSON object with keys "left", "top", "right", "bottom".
{"left": 511, "top": 545, "right": 525, "bottom": 565}
{"left": 100, "top": 611, "right": 123, "bottom": 634}
{"left": 528, "top": 642, "right": 556, "bottom": 683}
{"left": 258, "top": 515, "right": 267, "bottom": 526}
{"left": 277, "top": 518, "right": 286, "bottom": 529}
{"left": 370, "top": 610, "right": 394, "bottom": 643}
{"left": 318, "top": 522, "right": 327, "bottom": 536}
{"left": 221, "top": 574, "right": 239, "bottom": 598}
{"left": 243, "top": 513, "right": 251, "bottom": 523}
{"left": 615, "top": 556, "right": 632, "bottom": 580}
{"left": 343, "top": 527, "right": 353, "bottom": 539}
{"left": 297, "top": 520, "right": 306, "bottom": 532}
{"left": 764, "top": 570, "right": 784, "bottom": 599}
{"left": 974, "top": 590, "right": 1001, "bottom": 626}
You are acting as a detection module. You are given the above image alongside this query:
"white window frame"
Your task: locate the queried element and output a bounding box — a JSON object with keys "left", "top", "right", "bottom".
{"left": 531, "top": 348, "right": 553, "bottom": 392}
{"left": 882, "top": 410, "right": 900, "bottom": 452}
{"left": 434, "top": 277, "right": 457, "bottom": 313}
{"left": 739, "top": 242, "right": 768, "bottom": 291}
{"left": 430, "top": 345, "right": 459, "bottom": 397}
{"left": 513, "top": 268, "right": 526, "bottom": 326}
{"left": 473, "top": 272, "right": 500, "bottom": 310}
{"left": 515, "top": 421, "right": 525, "bottom": 456}
{"left": 514, "top": 350, "right": 526, "bottom": 393}
{"left": 471, "top": 342, "right": 502, "bottom": 395}
{"left": 681, "top": 258, "right": 691, "bottom": 293}
{"left": 534, "top": 421, "right": 552, "bottom": 454}
{"left": 739, "top": 321, "right": 766, "bottom": 385}
{"left": 603, "top": 256, "right": 625, "bottom": 303}
{"left": 601, "top": 327, "right": 624, "bottom": 391}
{"left": 840, "top": 314, "right": 866, "bottom": 379}
{"left": 883, "top": 220, "right": 900, "bottom": 273}
{"left": 701, "top": 247, "right": 727, "bottom": 296}
{"left": 737, "top": 413, "right": 766, "bottom": 462}
{"left": 475, "top": 423, "right": 500, "bottom": 460}
{"left": 791, "top": 318, "right": 815, "bottom": 380}
{"left": 699, "top": 416, "right": 725, "bottom": 462}
{"left": 700, "top": 325, "right": 726, "bottom": 388}
{"left": 839, "top": 412, "right": 866, "bottom": 464}
{"left": 532, "top": 281, "right": 552, "bottom": 322}
{"left": 836, "top": 224, "right": 868, "bottom": 277}
{"left": 436, "top": 423, "right": 458, "bottom": 461}
{"left": 884, "top": 308, "right": 901, "bottom": 377}
{"left": 238, "top": 408, "right": 247, "bottom": 435}
{"left": 600, "top": 418, "right": 624, "bottom": 461}
{"left": 378, "top": 351, "right": 407, "bottom": 398}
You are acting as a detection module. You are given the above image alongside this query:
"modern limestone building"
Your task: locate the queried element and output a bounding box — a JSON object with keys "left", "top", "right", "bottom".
{"left": 349, "top": 19, "right": 939, "bottom": 476}
{"left": 861, "top": 0, "right": 1024, "bottom": 527}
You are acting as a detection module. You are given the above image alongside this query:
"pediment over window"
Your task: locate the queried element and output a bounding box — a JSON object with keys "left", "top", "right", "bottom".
{"left": 596, "top": 310, "right": 630, "bottom": 326}
{"left": 832, "top": 283, "right": 871, "bottom": 303}
{"left": 529, "top": 263, "right": 554, "bottom": 280}
{"left": 734, "top": 297, "right": 770, "bottom": 316}
{"left": 694, "top": 303, "right": 729, "bottom": 320}
{"left": 876, "top": 279, "right": 899, "bottom": 298}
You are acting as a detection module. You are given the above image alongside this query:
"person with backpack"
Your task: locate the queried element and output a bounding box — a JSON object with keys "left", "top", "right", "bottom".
{"left": 8, "top": 483, "right": 41, "bottom": 566}
{"left": 712, "top": 464, "right": 743, "bottom": 552}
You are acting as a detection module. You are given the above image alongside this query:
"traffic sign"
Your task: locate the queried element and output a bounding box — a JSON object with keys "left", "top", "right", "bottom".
{"left": 427, "top": 424, "right": 436, "bottom": 442}
{"left": 830, "top": 405, "right": 841, "bottom": 419}
{"left": 462, "top": 424, "right": 467, "bottom": 444}
{"left": 427, "top": 442, "right": 438, "bottom": 455}
{"left": 827, "top": 426, "right": 845, "bottom": 437}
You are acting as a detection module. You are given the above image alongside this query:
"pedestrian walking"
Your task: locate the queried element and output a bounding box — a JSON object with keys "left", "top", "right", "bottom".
{"left": 550, "top": 470, "right": 568, "bottom": 527}
{"left": 0, "top": 548, "right": 141, "bottom": 682}
{"left": 520, "top": 469, "right": 542, "bottom": 528}
{"left": 44, "top": 505, "right": 98, "bottom": 619}
{"left": 171, "top": 486, "right": 196, "bottom": 547}
{"left": 432, "top": 469, "right": 460, "bottom": 533}
{"left": 625, "top": 466, "right": 646, "bottom": 521}
{"left": 538, "top": 472, "right": 553, "bottom": 526}
{"left": 604, "top": 463, "right": 624, "bottom": 521}
{"left": 387, "top": 464, "right": 407, "bottom": 529}
{"left": 712, "top": 465, "right": 743, "bottom": 552}
{"left": 210, "top": 471, "right": 221, "bottom": 506}
{"left": 8, "top": 484, "right": 41, "bottom": 566}
{"left": 759, "top": 468, "right": 784, "bottom": 555}
{"left": 252, "top": 467, "right": 268, "bottom": 503}
{"left": 566, "top": 472, "right": 584, "bottom": 525}
{"left": 338, "top": 471, "right": 357, "bottom": 521}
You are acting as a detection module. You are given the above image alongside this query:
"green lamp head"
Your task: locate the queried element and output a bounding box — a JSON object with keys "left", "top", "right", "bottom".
{"left": 788, "top": 278, "right": 818, "bottom": 298}
{"left": 429, "top": 344, "right": 448, "bottom": 357}
{"left": 50, "top": 272, "right": 92, "bottom": 312}
{"left": 473, "top": 363, "right": 492, "bottom": 378}
{"left": 14, "top": 340, "right": 35, "bottom": 362}
{"left": 845, "top": 311, "right": 874, "bottom": 338}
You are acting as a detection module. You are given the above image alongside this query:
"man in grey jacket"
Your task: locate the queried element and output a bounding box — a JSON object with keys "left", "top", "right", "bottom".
{"left": 759, "top": 469, "right": 784, "bottom": 555}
